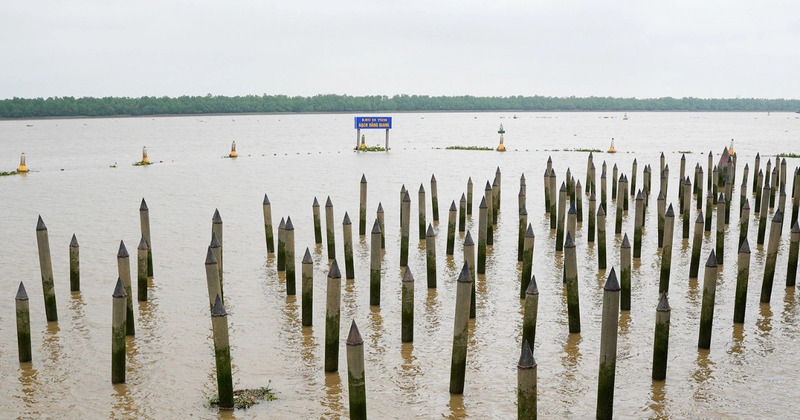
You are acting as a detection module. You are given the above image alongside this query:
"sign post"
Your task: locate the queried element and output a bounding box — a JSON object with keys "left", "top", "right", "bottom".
{"left": 355, "top": 116, "right": 393, "bottom": 151}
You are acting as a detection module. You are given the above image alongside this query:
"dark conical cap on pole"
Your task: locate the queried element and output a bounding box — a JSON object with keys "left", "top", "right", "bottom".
{"left": 326, "top": 196, "right": 333, "bottom": 207}
{"left": 792, "top": 221, "right": 800, "bottom": 234}
{"left": 312, "top": 196, "right": 319, "bottom": 207}
{"left": 264, "top": 193, "right": 272, "bottom": 205}
{"left": 773, "top": 166, "right": 779, "bottom": 174}
{"left": 302, "top": 248, "right": 313, "bottom": 264}
{"left": 718, "top": 193, "right": 726, "bottom": 204}
{"left": 597, "top": 206, "right": 606, "bottom": 217}
{"left": 743, "top": 199, "right": 750, "bottom": 211}
{"left": 657, "top": 190, "right": 665, "bottom": 201}
{"left": 564, "top": 231, "right": 575, "bottom": 248}
{"left": 520, "top": 205, "right": 528, "bottom": 216}
{"left": 211, "top": 294, "right": 226, "bottom": 317}
{"left": 70, "top": 234, "right": 79, "bottom": 248}
{"left": 525, "top": 224, "right": 534, "bottom": 238}
{"left": 636, "top": 190, "right": 643, "bottom": 201}
{"left": 518, "top": 340, "right": 536, "bottom": 369}
{"left": 706, "top": 250, "right": 717, "bottom": 267}
{"left": 695, "top": 211, "right": 704, "bottom": 223}
{"left": 403, "top": 266, "right": 414, "bottom": 283}
{"left": 426, "top": 224, "right": 435, "bottom": 237}
{"left": 479, "top": 196, "right": 488, "bottom": 209}
{"left": 568, "top": 202, "right": 576, "bottom": 214}
{"left": 467, "top": 177, "right": 472, "bottom": 185}
{"left": 485, "top": 180, "right": 492, "bottom": 190}
{"left": 212, "top": 209, "right": 222, "bottom": 224}
{"left": 684, "top": 177, "right": 691, "bottom": 185}
{"left": 493, "top": 177, "right": 499, "bottom": 187}
{"left": 419, "top": 183, "right": 425, "bottom": 193}
{"left": 457, "top": 261, "right": 471, "bottom": 283}
{"left": 526, "top": 275, "right": 539, "bottom": 296}
{"left": 464, "top": 230, "right": 474, "bottom": 246}
{"left": 205, "top": 246, "right": 217, "bottom": 265}
{"left": 16, "top": 281, "right": 28, "bottom": 301}
{"left": 710, "top": 150, "right": 714, "bottom": 157}
{"left": 371, "top": 218, "right": 381, "bottom": 234}
{"left": 377, "top": 202, "right": 384, "bottom": 213}
{"left": 347, "top": 320, "right": 363, "bottom": 346}
{"left": 772, "top": 210, "right": 783, "bottom": 223}
{"left": 666, "top": 204, "right": 675, "bottom": 217}
{"left": 560, "top": 181, "right": 567, "bottom": 192}
{"left": 758, "top": 168, "right": 763, "bottom": 176}
{"left": 138, "top": 236, "right": 148, "bottom": 250}
{"left": 117, "top": 240, "right": 129, "bottom": 258}
{"left": 744, "top": 162, "right": 749, "bottom": 170}
{"left": 210, "top": 231, "right": 220, "bottom": 248}
{"left": 739, "top": 238, "right": 751, "bottom": 254}
{"left": 589, "top": 193, "right": 596, "bottom": 201}
{"left": 403, "top": 191, "right": 411, "bottom": 202}
{"left": 36, "top": 215, "right": 47, "bottom": 231}
{"left": 576, "top": 179, "right": 582, "bottom": 189}
{"left": 432, "top": 173, "right": 437, "bottom": 182}
{"left": 520, "top": 173, "right": 526, "bottom": 183}
{"left": 278, "top": 217, "right": 286, "bottom": 229}
{"left": 613, "top": 163, "right": 618, "bottom": 170}
{"left": 621, "top": 234, "right": 631, "bottom": 248}
{"left": 361, "top": 173, "right": 367, "bottom": 183}
{"left": 113, "top": 277, "right": 126, "bottom": 298}
{"left": 284, "top": 216, "right": 294, "bottom": 230}
{"left": 550, "top": 169, "right": 557, "bottom": 179}
{"left": 681, "top": 153, "right": 686, "bottom": 161}
{"left": 547, "top": 156, "right": 552, "bottom": 163}
{"left": 460, "top": 193, "right": 466, "bottom": 202}
{"left": 342, "top": 213, "right": 350, "bottom": 225}
{"left": 604, "top": 267, "right": 620, "bottom": 291}
{"left": 140, "top": 198, "right": 148, "bottom": 211}
{"left": 657, "top": 292, "right": 671, "bottom": 312}
{"left": 328, "top": 259, "right": 341, "bottom": 279}
{"left": 449, "top": 200, "right": 457, "bottom": 212}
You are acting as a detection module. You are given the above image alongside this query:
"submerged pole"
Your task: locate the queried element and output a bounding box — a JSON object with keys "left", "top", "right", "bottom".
{"left": 418, "top": 184, "right": 427, "bottom": 241}
{"left": 139, "top": 198, "right": 154, "bottom": 280}
{"left": 69, "top": 234, "right": 80, "bottom": 292}
{"left": 733, "top": 239, "right": 751, "bottom": 323}
{"left": 522, "top": 276, "right": 539, "bottom": 350}
{"left": 402, "top": 266, "right": 415, "bottom": 342}
{"left": 346, "top": 320, "right": 367, "bottom": 419}
{"left": 788, "top": 222, "right": 800, "bottom": 287}
{"left": 565, "top": 232, "right": 581, "bottom": 333}
{"left": 325, "top": 260, "right": 342, "bottom": 372}
{"left": 137, "top": 237, "right": 148, "bottom": 302}
{"left": 211, "top": 295, "right": 233, "bottom": 409}
{"left": 521, "top": 224, "right": 535, "bottom": 300}
{"left": 659, "top": 205, "right": 675, "bottom": 294}
{"left": 325, "top": 197, "right": 336, "bottom": 260}
{"left": 431, "top": 174, "right": 440, "bottom": 222}
{"left": 447, "top": 201, "right": 457, "bottom": 256}
{"left": 302, "top": 248, "right": 313, "bottom": 326}
{"left": 117, "top": 241, "right": 135, "bottom": 335}
{"left": 651, "top": 293, "right": 671, "bottom": 381}
{"left": 698, "top": 251, "right": 718, "bottom": 349}
{"left": 518, "top": 340, "right": 538, "bottom": 420}
{"left": 597, "top": 206, "right": 607, "bottom": 270}
{"left": 205, "top": 248, "right": 221, "bottom": 311}
{"left": 620, "top": 234, "right": 631, "bottom": 311}
{"left": 36, "top": 216, "right": 57, "bottom": 322}
{"left": 689, "top": 212, "right": 704, "bottom": 279}
{"left": 264, "top": 194, "right": 276, "bottom": 252}
{"left": 426, "top": 224, "right": 437, "bottom": 288}
{"left": 596, "top": 268, "right": 620, "bottom": 420}
{"left": 111, "top": 278, "right": 126, "bottom": 384}
{"left": 370, "top": 220, "right": 382, "bottom": 305}
{"left": 312, "top": 197, "right": 322, "bottom": 245}
{"left": 212, "top": 209, "right": 223, "bottom": 287}
{"left": 478, "top": 197, "right": 488, "bottom": 274}
{"left": 359, "top": 174, "right": 368, "bottom": 236}
{"left": 16, "top": 282, "right": 32, "bottom": 363}
{"left": 401, "top": 191, "right": 411, "bottom": 267}
{"left": 760, "top": 210, "right": 783, "bottom": 303}
{"left": 449, "top": 263, "right": 472, "bottom": 394}
{"left": 285, "top": 217, "right": 296, "bottom": 294}
{"left": 342, "top": 213, "right": 354, "bottom": 281}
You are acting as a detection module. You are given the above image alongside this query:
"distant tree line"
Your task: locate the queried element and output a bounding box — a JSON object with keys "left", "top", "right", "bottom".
{"left": 1, "top": 94, "right": 798, "bottom": 118}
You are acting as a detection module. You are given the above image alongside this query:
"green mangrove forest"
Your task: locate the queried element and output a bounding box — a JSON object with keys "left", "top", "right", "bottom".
{"left": 1, "top": 94, "right": 798, "bottom": 119}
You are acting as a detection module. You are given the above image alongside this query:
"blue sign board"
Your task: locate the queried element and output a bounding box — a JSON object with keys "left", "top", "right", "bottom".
{"left": 355, "top": 116, "right": 392, "bottom": 129}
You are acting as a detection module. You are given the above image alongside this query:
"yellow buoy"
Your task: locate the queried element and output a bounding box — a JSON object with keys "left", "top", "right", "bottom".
{"left": 728, "top": 139, "right": 735, "bottom": 156}
{"left": 17, "top": 153, "right": 28, "bottom": 172}
{"left": 229, "top": 141, "right": 238, "bottom": 158}
{"left": 496, "top": 124, "right": 506, "bottom": 152}
{"left": 607, "top": 138, "right": 616, "bottom": 154}
{"left": 141, "top": 146, "right": 150, "bottom": 164}
{"left": 359, "top": 134, "right": 367, "bottom": 151}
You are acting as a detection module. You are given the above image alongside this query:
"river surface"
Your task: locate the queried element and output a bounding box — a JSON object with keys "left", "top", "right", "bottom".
{"left": 1, "top": 112, "right": 799, "bottom": 418}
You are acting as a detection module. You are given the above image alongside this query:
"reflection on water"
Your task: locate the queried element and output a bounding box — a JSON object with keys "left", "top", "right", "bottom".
{"left": 111, "top": 383, "right": 136, "bottom": 418}
{"left": 448, "top": 393, "right": 467, "bottom": 419}
{"left": 692, "top": 350, "right": 715, "bottom": 402}
{"left": 729, "top": 323, "right": 746, "bottom": 358}
{"left": 18, "top": 363, "right": 40, "bottom": 417}
{"left": 322, "top": 372, "right": 344, "bottom": 415}
{"left": 649, "top": 379, "right": 669, "bottom": 418}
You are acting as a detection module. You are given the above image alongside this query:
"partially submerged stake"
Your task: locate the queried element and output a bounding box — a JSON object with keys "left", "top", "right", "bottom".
{"left": 522, "top": 276, "right": 539, "bottom": 350}
{"left": 139, "top": 199, "right": 154, "bottom": 280}
{"left": 205, "top": 248, "right": 221, "bottom": 311}
{"left": 597, "top": 206, "right": 607, "bottom": 270}
{"left": 467, "top": 177, "right": 473, "bottom": 215}
{"left": 418, "top": 184, "right": 427, "bottom": 241}
{"left": 739, "top": 200, "right": 750, "bottom": 249}
{"left": 211, "top": 295, "right": 233, "bottom": 409}
{"left": 377, "top": 203, "right": 385, "bottom": 249}
{"left": 449, "top": 263, "right": 472, "bottom": 394}
{"left": 698, "top": 251, "right": 718, "bottom": 349}
{"left": 620, "top": 234, "right": 632, "bottom": 311}
{"left": 788, "top": 222, "right": 800, "bottom": 287}
{"left": 463, "top": 232, "right": 476, "bottom": 319}
{"left": 16, "top": 282, "right": 32, "bottom": 363}
{"left": 36, "top": 216, "right": 58, "bottom": 322}
{"left": 758, "top": 180, "right": 770, "bottom": 245}
{"left": 431, "top": 174, "right": 440, "bottom": 222}
{"left": 634, "top": 191, "right": 644, "bottom": 258}
{"left": 111, "top": 278, "right": 126, "bottom": 384}
{"left": 477, "top": 197, "right": 488, "bottom": 274}
{"left": 486, "top": 182, "right": 495, "bottom": 244}
{"left": 277, "top": 218, "right": 286, "bottom": 271}
{"left": 301, "top": 249, "right": 313, "bottom": 326}
{"left": 325, "top": 197, "right": 336, "bottom": 260}
{"left": 137, "top": 237, "right": 148, "bottom": 302}
{"left": 342, "top": 213, "right": 354, "bottom": 281}
{"left": 400, "top": 191, "right": 411, "bottom": 267}
{"left": 596, "top": 268, "right": 620, "bottom": 420}
{"left": 117, "top": 241, "right": 135, "bottom": 336}
{"left": 659, "top": 205, "right": 675, "bottom": 294}
{"left": 346, "top": 320, "right": 367, "bottom": 419}
{"left": 651, "top": 293, "right": 671, "bottom": 381}
{"left": 447, "top": 201, "right": 457, "bottom": 256}
{"left": 264, "top": 194, "right": 276, "bottom": 252}
{"left": 459, "top": 194, "right": 467, "bottom": 233}
{"left": 520, "top": 224, "right": 535, "bottom": 299}
{"left": 733, "top": 239, "right": 751, "bottom": 323}
{"left": 760, "top": 210, "right": 783, "bottom": 303}
{"left": 564, "top": 232, "right": 581, "bottom": 333}
{"left": 370, "top": 220, "right": 382, "bottom": 305}
{"left": 325, "top": 261, "right": 342, "bottom": 372}
{"left": 69, "top": 234, "right": 80, "bottom": 292}
{"left": 518, "top": 205, "right": 528, "bottom": 262}
{"left": 556, "top": 182, "right": 567, "bottom": 251}
{"left": 359, "top": 174, "right": 368, "bottom": 236}
{"left": 588, "top": 194, "right": 596, "bottom": 243}
{"left": 689, "top": 212, "right": 704, "bottom": 279}
{"left": 285, "top": 217, "right": 297, "bottom": 294}
{"left": 212, "top": 209, "right": 223, "bottom": 288}
{"left": 426, "top": 224, "right": 437, "bottom": 288}
{"left": 716, "top": 194, "right": 726, "bottom": 265}
{"left": 518, "top": 340, "right": 538, "bottom": 420}
{"left": 402, "top": 267, "right": 415, "bottom": 342}
{"left": 312, "top": 197, "right": 322, "bottom": 245}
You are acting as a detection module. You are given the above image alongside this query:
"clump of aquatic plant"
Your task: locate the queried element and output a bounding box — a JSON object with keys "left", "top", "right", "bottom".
{"left": 356, "top": 146, "right": 387, "bottom": 152}
{"left": 445, "top": 146, "right": 493, "bottom": 151}
{"left": 208, "top": 384, "right": 277, "bottom": 410}
{"left": 779, "top": 152, "right": 800, "bottom": 158}
{"left": 0, "top": 170, "right": 20, "bottom": 176}
{"left": 132, "top": 161, "right": 152, "bottom": 166}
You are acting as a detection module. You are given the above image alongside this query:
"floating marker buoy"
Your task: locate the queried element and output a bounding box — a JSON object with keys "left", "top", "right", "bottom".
{"left": 229, "top": 141, "right": 238, "bottom": 158}
{"left": 608, "top": 138, "right": 617, "bottom": 154}
{"left": 496, "top": 124, "right": 506, "bottom": 152}
{"left": 17, "top": 153, "right": 28, "bottom": 172}
{"left": 141, "top": 146, "right": 150, "bottom": 164}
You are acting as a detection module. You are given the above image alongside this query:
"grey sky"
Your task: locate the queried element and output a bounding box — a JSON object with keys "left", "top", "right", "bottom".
{"left": 2, "top": 0, "right": 798, "bottom": 99}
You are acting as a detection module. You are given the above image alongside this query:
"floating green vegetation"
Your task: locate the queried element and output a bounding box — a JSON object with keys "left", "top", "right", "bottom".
{"left": 545, "top": 148, "right": 601, "bottom": 153}
{"left": 445, "top": 146, "right": 493, "bottom": 151}
{"left": 356, "top": 146, "right": 386, "bottom": 152}
{"left": 678, "top": 150, "right": 693, "bottom": 154}
{"left": 0, "top": 170, "right": 19, "bottom": 176}
{"left": 132, "top": 161, "right": 152, "bottom": 166}
{"left": 208, "top": 385, "right": 277, "bottom": 410}
{"left": 779, "top": 152, "right": 800, "bottom": 158}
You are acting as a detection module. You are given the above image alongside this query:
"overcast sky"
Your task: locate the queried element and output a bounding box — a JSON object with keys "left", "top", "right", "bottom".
{"left": 2, "top": 0, "right": 798, "bottom": 99}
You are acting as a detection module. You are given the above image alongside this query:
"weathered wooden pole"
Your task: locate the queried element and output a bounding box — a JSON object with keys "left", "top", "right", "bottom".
{"left": 518, "top": 340, "right": 537, "bottom": 420}
{"left": 69, "top": 234, "right": 80, "bottom": 292}
{"left": 401, "top": 191, "right": 411, "bottom": 267}
{"left": 370, "top": 220, "right": 382, "bottom": 305}
{"left": 430, "top": 174, "right": 439, "bottom": 222}
{"left": 739, "top": 199, "right": 750, "bottom": 249}
{"left": 210, "top": 295, "right": 233, "bottom": 409}
{"left": 117, "top": 241, "right": 135, "bottom": 335}
{"left": 418, "top": 184, "right": 427, "bottom": 241}
{"left": 597, "top": 206, "right": 607, "bottom": 270}
{"left": 633, "top": 191, "right": 644, "bottom": 258}
{"left": 758, "top": 177, "right": 770, "bottom": 244}
{"left": 725, "top": 175, "right": 733, "bottom": 225}
{"left": 659, "top": 205, "right": 675, "bottom": 294}
{"left": 716, "top": 193, "right": 726, "bottom": 265}
{"left": 264, "top": 194, "right": 277, "bottom": 252}
{"left": 781, "top": 158, "right": 788, "bottom": 193}
{"left": 447, "top": 201, "right": 457, "bottom": 256}
{"left": 426, "top": 224, "right": 437, "bottom": 288}
{"left": 566, "top": 168, "right": 574, "bottom": 206}
{"left": 622, "top": 175, "right": 630, "bottom": 211}
{"left": 463, "top": 231, "right": 476, "bottom": 319}
{"left": 586, "top": 152, "right": 594, "bottom": 194}
{"left": 301, "top": 248, "right": 313, "bottom": 326}
{"left": 277, "top": 217, "right": 286, "bottom": 271}
{"left": 679, "top": 153, "right": 686, "bottom": 204}
{"left": 325, "top": 260, "right": 342, "bottom": 372}
{"left": 600, "top": 168, "right": 608, "bottom": 213}
{"left": 518, "top": 205, "right": 528, "bottom": 262}
{"left": 590, "top": 161, "right": 597, "bottom": 196}
{"left": 576, "top": 180, "right": 584, "bottom": 223}
{"left": 402, "top": 266, "right": 415, "bottom": 342}
{"left": 651, "top": 292, "right": 671, "bottom": 381}
{"left": 696, "top": 167, "right": 704, "bottom": 211}
{"left": 325, "top": 197, "right": 336, "bottom": 260}
{"left": 477, "top": 197, "right": 488, "bottom": 275}
{"left": 16, "top": 282, "right": 32, "bottom": 363}
{"left": 612, "top": 163, "right": 618, "bottom": 201}
{"left": 711, "top": 166, "right": 719, "bottom": 203}
{"left": 467, "top": 177, "right": 473, "bottom": 216}
{"left": 205, "top": 247, "right": 221, "bottom": 311}
{"left": 359, "top": 174, "right": 367, "bottom": 236}
{"left": 596, "top": 268, "right": 620, "bottom": 420}
{"left": 314, "top": 199, "right": 328, "bottom": 246}
{"left": 770, "top": 166, "right": 779, "bottom": 209}
{"left": 588, "top": 193, "right": 597, "bottom": 243}
{"left": 631, "top": 158, "right": 638, "bottom": 197}
{"left": 520, "top": 173, "right": 527, "bottom": 198}
{"left": 792, "top": 168, "right": 799, "bottom": 225}
{"left": 36, "top": 216, "right": 58, "bottom": 322}
{"left": 739, "top": 179, "right": 747, "bottom": 218}
{"left": 544, "top": 169, "right": 551, "bottom": 215}
{"left": 620, "top": 234, "right": 632, "bottom": 311}
{"left": 752, "top": 153, "right": 760, "bottom": 194}
{"left": 111, "top": 278, "right": 126, "bottom": 384}
{"left": 733, "top": 239, "right": 751, "bottom": 323}
{"left": 346, "top": 320, "right": 367, "bottom": 419}
{"left": 139, "top": 198, "right": 154, "bottom": 280}
{"left": 449, "top": 262, "right": 472, "bottom": 394}
{"left": 615, "top": 174, "right": 624, "bottom": 235}
{"left": 494, "top": 167, "right": 501, "bottom": 212}
{"left": 707, "top": 151, "right": 713, "bottom": 193}
{"left": 486, "top": 181, "right": 495, "bottom": 243}
{"left": 760, "top": 210, "right": 783, "bottom": 303}
{"left": 522, "top": 275, "right": 538, "bottom": 349}
{"left": 400, "top": 185, "right": 406, "bottom": 227}
{"left": 285, "top": 217, "right": 297, "bottom": 294}
{"left": 698, "top": 251, "right": 718, "bottom": 349}
{"left": 377, "top": 203, "right": 385, "bottom": 249}
{"left": 788, "top": 222, "right": 800, "bottom": 287}
{"left": 689, "top": 212, "right": 704, "bottom": 279}
{"left": 682, "top": 177, "right": 692, "bottom": 239}
{"left": 137, "top": 237, "right": 148, "bottom": 302}
{"left": 565, "top": 232, "right": 581, "bottom": 333}
{"left": 556, "top": 182, "right": 567, "bottom": 251}
{"left": 657, "top": 191, "right": 666, "bottom": 247}
{"left": 342, "top": 213, "right": 354, "bottom": 281}
{"left": 550, "top": 170, "right": 558, "bottom": 229}
{"left": 779, "top": 189, "right": 788, "bottom": 234}
{"left": 212, "top": 209, "right": 223, "bottom": 285}
{"left": 567, "top": 203, "right": 577, "bottom": 243}
{"left": 521, "top": 224, "right": 535, "bottom": 299}
{"left": 755, "top": 170, "right": 764, "bottom": 214}
{"left": 459, "top": 193, "right": 467, "bottom": 233}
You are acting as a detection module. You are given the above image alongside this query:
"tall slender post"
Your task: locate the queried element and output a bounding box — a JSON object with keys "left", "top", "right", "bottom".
{"left": 418, "top": 184, "right": 427, "bottom": 241}
{"left": 739, "top": 200, "right": 750, "bottom": 249}
{"left": 597, "top": 206, "right": 607, "bottom": 270}
{"left": 518, "top": 205, "right": 528, "bottom": 262}
{"left": 111, "top": 278, "right": 126, "bottom": 384}
{"left": 466, "top": 178, "right": 473, "bottom": 216}
{"left": 651, "top": 293, "right": 671, "bottom": 380}
{"left": 139, "top": 198, "right": 154, "bottom": 280}
{"left": 485, "top": 181, "right": 494, "bottom": 244}
{"left": 518, "top": 341, "right": 537, "bottom": 420}
{"left": 325, "top": 261, "right": 342, "bottom": 372}
{"left": 16, "top": 282, "right": 32, "bottom": 363}
{"left": 449, "top": 263, "right": 472, "bottom": 394}
{"left": 622, "top": 175, "right": 629, "bottom": 211}
{"left": 585, "top": 152, "right": 594, "bottom": 195}
{"left": 634, "top": 191, "right": 644, "bottom": 258}
{"left": 752, "top": 153, "right": 760, "bottom": 194}
{"left": 495, "top": 166, "right": 502, "bottom": 212}
{"left": 137, "top": 237, "right": 148, "bottom": 302}
{"left": 755, "top": 170, "right": 764, "bottom": 215}
{"left": 325, "top": 197, "right": 336, "bottom": 260}
{"left": 522, "top": 276, "right": 539, "bottom": 349}
{"left": 556, "top": 182, "right": 567, "bottom": 251}
{"left": 576, "top": 180, "right": 584, "bottom": 223}
{"left": 400, "top": 185, "right": 406, "bottom": 227}
{"left": 477, "top": 197, "right": 488, "bottom": 274}
{"left": 716, "top": 194, "right": 726, "bottom": 265}
{"left": 210, "top": 233, "right": 221, "bottom": 297}
{"left": 459, "top": 194, "right": 467, "bottom": 233}
{"left": 447, "top": 201, "right": 457, "bottom": 256}
{"left": 788, "top": 222, "right": 800, "bottom": 287}
{"left": 620, "top": 234, "right": 632, "bottom": 311}
{"left": 550, "top": 170, "right": 558, "bottom": 229}
{"left": 377, "top": 203, "right": 385, "bottom": 249}
{"left": 36, "top": 216, "right": 57, "bottom": 322}
{"left": 659, "top": 205, "right": 675, "bottom": 294}
{"left": 596, "top": 268, "right": 620, "bottom": 420}
{"left": 205, "top": 248, "right": 221, "bottom": 311}
{"left": 211, "top": 295, "right": 233, "bottom": 409}
{"left": 770, "top": 167, "right": 779, "bottom": 209}
{"left": 567, "top": 202, "right": 577, "bottom": 243}
{"left": 312, "top": 197, "right": 322, "bottom": 245}
{"left": 431, "top": 174, "right": 440, "bottom": 222}
{"left": 682, "top": 177, "right": 692, "bottom": 238}
{"left": 698, "top": 251, "right": 718, "bottom": 349}
{"left": 464, "top": 232, "right": 476, "bottom": 319}
{"left": 689, "top": 212, "right": 704, "bottom": 278}
{"left": 761, "top": 211, "right": 783, "bottom": 303}
{"left": 401, "top": 191, "right": 411, "bottom": 267}
{"left": 342, "top": 213, "right": 354, "bottom": 281}
{"left": 370, "top": 220, "right": 382, "bottom": 305}
{"left": 302, "top": 248, "right": 313, "bottom": 326}
{"left": 69, "top": 234, "right": 80, "bottom": 291}
{"left": 285, "top": 217, "right": 297, "bottom": 294}
{"left": 615, "top": 175, "right": 624, "bottom": 235}
{"left": 631, "top": 158, "right": 638, "bottom": 197}
{"left": 521, "top": 224, "right": 535, "bottom": 299}
{"left": 520, "top": 176, "right": 527, "bottom": 209}
{"left": 657, "top": 191, "right": 666, "bottom": 247}
{"left": 426, "top": 224, "right": 437, "bottom": 288}
{"left": 346, "top": 320, "right": 367, "bottom": 419}
{"left": 588, "top": 193, "right": 596, "bottom": 243}
{"left": 277, "top": 218, "right": 286, "bottom": 271}
{"left": 733, "top": 239, "right": 751, "bottom": 323}
{"left": 359, "top": 174, "right": 367, "bottom": 236}
{"left": 792, "top": 168, "right": 799, "bottom": 225}
{"left": 212, "top": 209, "right": 223, "bottom": 287}
{"left": 696, "top": 167, "right": 704, "bottom": 210}
{"left": 402, "top": 267, "right": 415, "bottom": 342}
{"left": 544, "top": 169, "right": 551, "bottom": 215}
{"left": 492, "top": 177, "right": 500, "bottom": 224}
{"left": 265, "top": 194, "right": 276, "bottom": 252}
{"left": 740, "top": 179, "right": 747, "bottom": 217}
{"left": 601, "top": 162, "right": 608, "bottom": 213}
{"left": 612, "top": 164, "right": 618, "bottom": 201}
{"left": 117, "top": 241, "right": 135, "bottom": 336}
{"left": 565, "top": 233, "right": 581, "bottom": 333}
